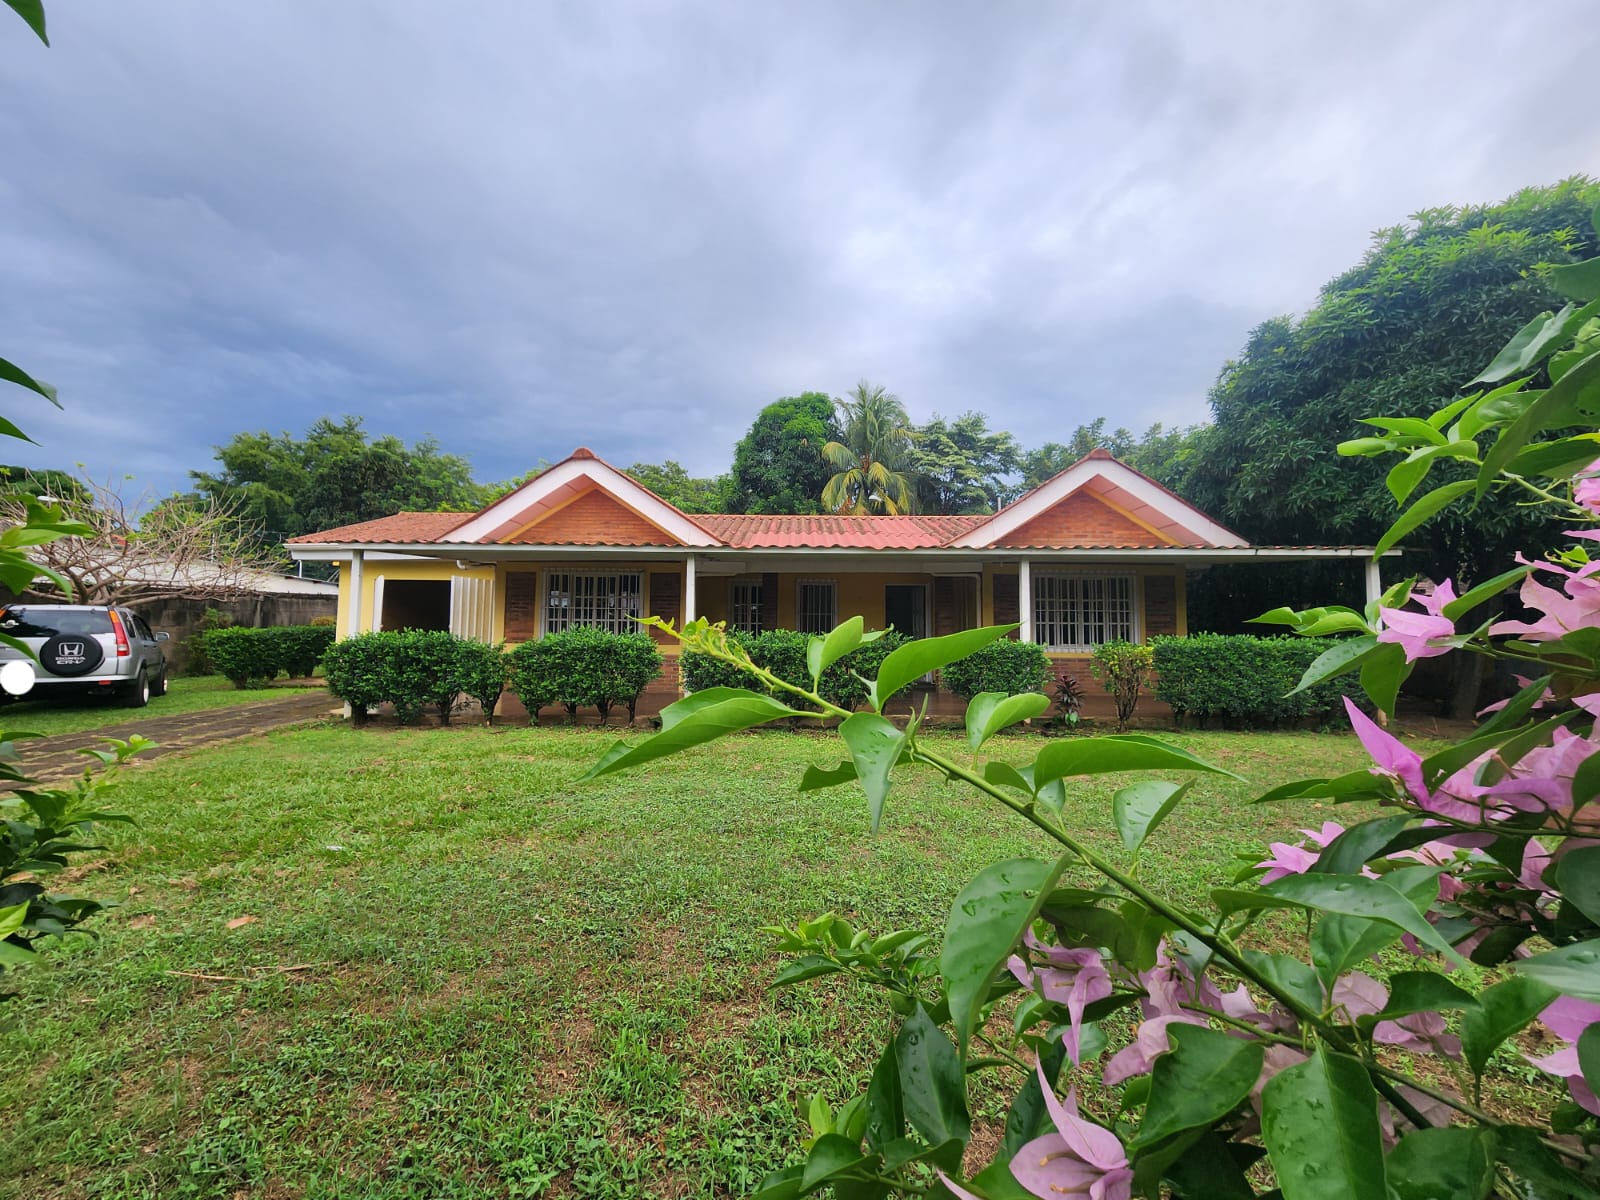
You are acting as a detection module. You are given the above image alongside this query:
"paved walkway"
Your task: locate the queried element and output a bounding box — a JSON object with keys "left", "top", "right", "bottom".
{"left": 9, "top": 690, "right": 341, "bottom": 782}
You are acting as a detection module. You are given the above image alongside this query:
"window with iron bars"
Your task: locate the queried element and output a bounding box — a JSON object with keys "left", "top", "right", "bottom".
{"left": 729, "top": 576, "right": 764, "bottom": 634}
{"left": 796, "top": 579, "right": 837, "bottom": 635}
{"left": 543, "top": 571, "right": 643, "bottom": 635}
{"left": 1032, "top": 573, "right": 1136, "bottom": 651}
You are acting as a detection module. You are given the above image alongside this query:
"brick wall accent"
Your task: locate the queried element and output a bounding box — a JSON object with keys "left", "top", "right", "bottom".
{"left": 994, "top": 574, "right": 1019, "bottom": 636}
{"left": 504, "top": 572, "right": 538, "bottom": 640}
{"left": 1144, "top": 574, "right": 1178, "bottom": 637}
{"left": 997, "top": 489, "right": 1170, "bottom": 548}
{"left": 502, "top": 488, "right": 677, "bottom": 546}
{"left": 649, "top": 572, "right": 681, "bottom": 643}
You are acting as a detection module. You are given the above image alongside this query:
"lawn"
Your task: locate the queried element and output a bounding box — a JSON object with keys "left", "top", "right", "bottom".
{"left": 0, "top": 723, "right": 1556, "bottom": 1199}
{"left": 0, "top": 676, "right": 322, "bottom": 738}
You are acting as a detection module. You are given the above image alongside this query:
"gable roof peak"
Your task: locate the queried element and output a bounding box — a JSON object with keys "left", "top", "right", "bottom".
{"left": 571, "top": 446, "right": 596, "bottom": 459}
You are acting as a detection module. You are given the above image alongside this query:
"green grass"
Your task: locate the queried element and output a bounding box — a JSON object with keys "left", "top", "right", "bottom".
{"left": 0, "top": 676, "right": 322, "bottom": 738}
{"left": 0, "top": 724, "right": 1556, "bottom": 1198}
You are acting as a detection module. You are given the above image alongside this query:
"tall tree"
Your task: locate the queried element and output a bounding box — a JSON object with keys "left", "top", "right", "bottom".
{"left": 1019, "top": 419, "right": 1200, "bottom": 490}
{"left": 821, "top": 382, "right": 918, "bottom": 515}
{"left": 908, "top": 412, "right": 1022, "bottom": 513}
{"left": 625, "top": 460, "right": 728, "bottom": 513}
{"left": 1169, "top": 177, "right": 1600, "bottom": 633}
{"left": 724, "top": 393, "right": 840, "bottom": 514}
{"left": 192, "top": 416, "right": 493, "bottom": 540}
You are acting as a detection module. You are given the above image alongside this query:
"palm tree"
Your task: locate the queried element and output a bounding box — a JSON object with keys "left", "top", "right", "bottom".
{"left": 820, "top": 382, "right": 918, "bottom": 515}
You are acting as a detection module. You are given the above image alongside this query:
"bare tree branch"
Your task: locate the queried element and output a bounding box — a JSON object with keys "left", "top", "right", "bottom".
{"left": 1, "top": 474, "right": 283, "bottom": 607}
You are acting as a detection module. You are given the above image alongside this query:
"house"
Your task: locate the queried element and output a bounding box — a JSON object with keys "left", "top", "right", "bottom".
{"left": 286, "top": 447, "right": 1385, "bottom": 717}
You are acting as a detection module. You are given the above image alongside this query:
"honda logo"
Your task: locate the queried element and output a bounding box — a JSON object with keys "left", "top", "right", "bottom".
{"left": 57, "top": 642, "right": 85, "bottom": 662}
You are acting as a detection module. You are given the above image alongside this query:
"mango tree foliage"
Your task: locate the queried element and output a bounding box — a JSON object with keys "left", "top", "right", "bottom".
{"left": 724, "top": 392, "right": 841, "bottom": 515}
{"left": 623, "top": 459, "right": 728, "bottom": 513}
{"left": 908, "top": 411, "right": 1023, "bottom": 514}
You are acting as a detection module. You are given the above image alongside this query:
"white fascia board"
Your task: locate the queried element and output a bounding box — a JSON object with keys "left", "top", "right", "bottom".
{"left": 444, "top": 458, "right": 719, "bottom": 547}
{"left": 952, "top": 460, "right": 1248, "bottom": 549}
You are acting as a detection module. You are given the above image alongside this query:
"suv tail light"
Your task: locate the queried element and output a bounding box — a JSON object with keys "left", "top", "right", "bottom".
{"left": 109, "top": 610, "right": 131, "bottom": 657}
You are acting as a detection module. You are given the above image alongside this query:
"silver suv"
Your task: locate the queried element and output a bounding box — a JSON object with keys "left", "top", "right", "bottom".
{"left": 0, "top": 604, "right": 170, "bottom": 707}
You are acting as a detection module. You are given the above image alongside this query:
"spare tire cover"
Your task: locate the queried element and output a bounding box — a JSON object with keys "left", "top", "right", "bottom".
{"left": 39, "top": 633, "right": 105, "bottom": 677}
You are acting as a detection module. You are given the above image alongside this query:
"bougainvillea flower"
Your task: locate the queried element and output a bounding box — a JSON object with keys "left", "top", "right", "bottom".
{"left": 1574, "top": 459, "right": 1600, "bottom": 514}
{"left": 1377, "top": 580, "right": 1458, "bottom": 661}
{"left": 1345, "top": 697, "right": 1429, "bottom": 803}
{"left": 1008, "top": 942, "right": 1112, "bottom": 1065}
{"left": 1529, "top": 996, "right": 1600, "bottom": 1116}
{"left": 1138, "top": 943, "right": 1223, "bottom": 1019}
{"left": 1011, "top": 1065, "right": 1133, "bottom": 1200}
{"left": 1256, "top": 839, "right": 1322, "bottom": 883}
{"left": 1102, "top": 1014, "right": 1202, "bottom": 1086}
{"left": 1490, "top": 555, "right": 1600, "bottom": 641}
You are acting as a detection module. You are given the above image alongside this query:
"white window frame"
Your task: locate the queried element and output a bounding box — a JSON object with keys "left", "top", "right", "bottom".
{"left": 543, "top": 569, "right": 644, "bottom": 635}
{"left": 795, "top": 578, "right": 838, "bottom": 635}
{"left": 1032, "top": 572, "right": 1138, "bottom": 651}
{"left": 729, "top": 575, "right": 765, "bottom": 635}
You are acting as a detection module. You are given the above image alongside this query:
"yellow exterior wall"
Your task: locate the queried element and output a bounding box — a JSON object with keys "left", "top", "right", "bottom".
{"left": 336, "top": 559, "right": 490, "bottom": 638}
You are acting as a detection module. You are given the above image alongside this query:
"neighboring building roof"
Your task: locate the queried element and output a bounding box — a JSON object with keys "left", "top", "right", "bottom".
{"left": 285, "top": 448, "right": 1257, "bottom": 554}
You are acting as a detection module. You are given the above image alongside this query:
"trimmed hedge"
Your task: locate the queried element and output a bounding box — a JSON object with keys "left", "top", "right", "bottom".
{"left": 202, "top": 624, "right": 335, "bottom": 688}
{"left": 322, "top": 633, "right": 394, "bottom": 726}
{"left": 324, "top": 630, "right": 518, "bottom": 726}
{"left": 940, "top": 640, "right": 1051, "bottom": 701}
{"left": 1152, "top": 634, "right": 1365, "bottom": 728}
{"left": 507, "top": 628, "right": 663, "bottom": 725}
{"left": 679, "top": 628, "right": 909, "bottom": 712}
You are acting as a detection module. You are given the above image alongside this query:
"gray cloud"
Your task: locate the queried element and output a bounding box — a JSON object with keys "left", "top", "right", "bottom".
{"left": 1, "top": 1, "right": 1595, "bottom": 501}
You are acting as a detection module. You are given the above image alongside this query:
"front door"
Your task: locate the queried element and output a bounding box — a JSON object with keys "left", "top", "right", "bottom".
{"left": 884, "top": 584, "right": 927, "bottom": 639}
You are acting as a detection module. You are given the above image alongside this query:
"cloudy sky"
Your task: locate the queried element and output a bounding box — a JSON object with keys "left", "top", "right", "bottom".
{"left": 1, "top": 2, "right": 1595, "bottom": 502}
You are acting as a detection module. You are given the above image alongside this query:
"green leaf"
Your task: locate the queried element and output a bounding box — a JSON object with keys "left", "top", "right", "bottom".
{"left": 1031, "top": 735, "right": 1239, "bottom": 789}
{"left": 799, "top": 760, "right": 858, "bottom": 792}
{"left": 808, "top": 616, "right": 864, "bottom": 689}
{"left": 1480, "top": 351, "right": 1600, "bottom": 492}
{"left": 748, "top": 1165, "right": 805, "bottom": 1200}
{"left": 895, "top": 1005, "right": 970, "bottom": 1168}
{"left": 1516, "top": 940, "right": 1600, "bottom": 1003}
{"left": 1556, "top": 847, "right": 1600, "bottom": 927}
{"left": 773, "top": 956, "right": 846, "bottom": 988}
{"left": 1385, "top": 1127, "right": 1495, "bottom": 1200}
{"left": 864, "top": 1040, "right": 905, "bottom": 1152}
{"left": 1576, "top": 751, "right": 1600, "bottom": 812}
{"left": 0, "top": 901, "right": 27, "bottom": 941}
{"left": 1312, "top": 815, "right": 1414, "bottom": 875}
{"left": 0, "top": 355, "right": 56, "bottom": 403}
{"left": 999, "top": 1036, "right": 1065, "bottom": 1160}
{"left": 1253, "top": 767, "right": 1391, "bottom": 805}
{"left": 1497, "top": 1124, "right": 1594, "bottom": 1198}
{"left": 1507, "top": 435, "right": 1600, "bottom": 480}
{"left": 1461, "top": 975, "right": 1559, "bottom": 1078}
{"left": 1359, "top": 416, "right": 1447, "bottom": 445}
{"left": 2, "top": 0, "right": 47, "bottom": 44}
{"left": 1374, "top": 479, "right": 1474, "bottom": 556}
{"left": 963, "top": 1160, "right": 1034, "bottom": 1200}
{"left": 1385, "top": 443, "right": 1478, "bottom": 506}
{"left": 838, "top": 713, "right": 906, "bottom": 833}
{"left": 1367, "top": 972, "right": 1478, "bottom": 1027}
{"left": 1240, "top": 949, "right": 1325, "bottom": 1014}
{"left": 1261, "top": 1045, "right": 1387, "bottom": 1200}
{"left": 800, "top": 1133, "right": 869, "bottom": 1193}
{"left": 1471, "top": 303, "right": 1591, "bottom": 384}
{"left": 1286, "top": 634, "right": 1379, "bottom": 696}
{"left": 1551, "top": 257, "right": 1600, "bottom": 303}
{"left": 873, "top": 625, "right": 1016, "bottom": 713}
{"left": 982, "top": 760, "right": 1034, "bottom": 795}
{"left": 1266, "top": 873, "right": 1467, "bottom": 969}
{"left": 1133, "top": 1024, "right": 1264, "bottom": 1149}
{"left": 584, "top": 691, "right": 801, "bottom": 778}
{"left": 1210, "top": 887, "right": 1304, "bottom": 918}
{"left": 941, "top": 856, "right": 1065, "bottom": 1053}
{"left": 659, "top": 686, "right": 771, "bottom": 730}
{"left": 964, "top": 691, "right": 1050, "bottom": 751}
{"left": 1111, "top": 780, "right": 1192, "bottom": 854}
{"left": 1160, "top": 1131, "right": 1259, "bottom": 1199}
{"left": 1358, "top": 641, "right": 1410, "bottom": 717}
{"left": 1579, "top": 1024, "right": 1600, "bottom": 1100}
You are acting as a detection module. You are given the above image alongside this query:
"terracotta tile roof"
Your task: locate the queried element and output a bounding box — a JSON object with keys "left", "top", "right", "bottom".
{"left": 285, "top": 512, "right": 471, "bottom": 544}
{"left": 696, "top": 513, "right": 988, "bottom": 549}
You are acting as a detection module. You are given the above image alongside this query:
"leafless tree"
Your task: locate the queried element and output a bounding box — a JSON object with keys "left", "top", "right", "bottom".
{"left": 1, "top": 474, "right": 282, "bottom": 607}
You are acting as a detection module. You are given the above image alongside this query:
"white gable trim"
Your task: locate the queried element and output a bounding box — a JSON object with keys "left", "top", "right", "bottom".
{"left": 447, "top": 457, "right": 720, "bottom": 547}
{"left": 952, "top": 457, "right": 1248, "bottom": 549}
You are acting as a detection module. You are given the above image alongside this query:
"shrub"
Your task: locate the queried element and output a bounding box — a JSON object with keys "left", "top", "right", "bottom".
{"left": 274, "top": 625, "right": 335, "bottom": 679}
{"left": 825, "top": 630, "right": 907, "bottom": 711}
{"left": 203, "top": 627, "right": 280, "bottom": 689}
{"left": 1054, "top": 669, "right": 1085, "bottom": 727}
{"left": 1090, "top": 640, "right": 1153, "bottom": 731}
{"left": 184, "top": 607, "right": 233, "bottom": 676}
{"left": 1151, "top": 633, "right": 1363, "bottom": 728}
{"left": 602, "top": 633, "right": 664, "bottom": 723}
{"left": 322, "top": 632, "right": 395, "bottom": 727}
{"left": 940, "top": 639, "right": 1050, "bottom": 700}
{"left": 455, "top": 640, "right": 509, "bottom": 724}
{"left": 681, "top": 631, "right": 758, "bottom": 693}
{"left": 507, "top": 639, "right": 561, "bottom": 724}
{"left": 309, "top": 614, "right": 337, "bottom": 627}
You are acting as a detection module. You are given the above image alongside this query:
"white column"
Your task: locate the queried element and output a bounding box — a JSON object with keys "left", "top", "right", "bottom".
{"left": 1365, "top": 558, "right": 1383, "bottom": 608}
{"left": 683, "top": 554, "right": 698, "bottom": 625}
{"left": 1018, "top": 558, "right": 1033, "bottom": 642}
{"left": 347, "top": 550, "right": 365, "bottom": 638}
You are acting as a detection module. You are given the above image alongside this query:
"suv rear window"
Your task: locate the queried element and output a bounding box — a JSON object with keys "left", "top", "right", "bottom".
{"left": 0, "top": 608, "right": 114, "bottom": 638}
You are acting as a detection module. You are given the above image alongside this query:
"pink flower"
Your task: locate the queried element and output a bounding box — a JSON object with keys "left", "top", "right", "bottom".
{"left": 1377, "top": 580, "right": 1458, "bottom": 662}
{"left": 1529, "top": 996, "right": 1600, "bottom": 1117}
{"left": 1011, "top": 1064, "right": 1133, "bottom": 1200}
{"left": 1490, "top": 554, "right": 1600, "bottom": 642}
{"left": 1256, "top": 840, "right": 1321, "bottom": 884}
{"left": 1575, "top": 459, "right": 1600, "bottom": 514}
{"left": 1346, "top": 697, "right": 1429, "bottom": 802}
{"left": 1102, "top": 1014, "right": 1202, "bottom": 1085}
{"left": 1009, "top": 939, "right": 1112, "bottom": 1066}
